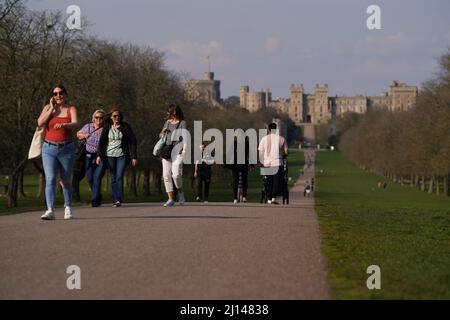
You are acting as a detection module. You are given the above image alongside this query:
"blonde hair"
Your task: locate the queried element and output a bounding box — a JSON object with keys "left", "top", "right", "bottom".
{"left": 91, "top": 109, "right": 105, "bottom": 122}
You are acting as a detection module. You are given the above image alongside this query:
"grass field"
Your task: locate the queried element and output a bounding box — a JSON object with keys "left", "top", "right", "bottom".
{"left": 315, "top": 150, "right": 450, "bottom": 299}
{"left": 0, "top": 149, "right": 304, "bottom": 215}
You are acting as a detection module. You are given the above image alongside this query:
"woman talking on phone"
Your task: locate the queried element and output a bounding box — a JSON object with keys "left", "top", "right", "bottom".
{"left": 37, "top": 84, "right": 78, "bottom": 220}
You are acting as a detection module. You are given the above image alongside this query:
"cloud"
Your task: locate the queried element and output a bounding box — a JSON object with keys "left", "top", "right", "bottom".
{"left": 164, "top": 40, "right": 232, "bottom": 73}
{"left": 264, "top": 37, "right": 281, "bottom": 54}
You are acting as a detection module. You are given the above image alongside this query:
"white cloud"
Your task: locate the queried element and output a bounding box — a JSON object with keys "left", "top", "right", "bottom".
{"left": 264, "top": 37, "right": 281, "bottom": 54}
{"left": 164, "top": 40, "right": 232, "bottom": 73}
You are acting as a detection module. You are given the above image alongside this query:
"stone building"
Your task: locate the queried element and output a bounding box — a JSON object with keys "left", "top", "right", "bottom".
{"left": 184, "top": 72, "right": 221, "bottom": 106}
{"left": 239, "top": 80, "right": 418, "bottom": 125}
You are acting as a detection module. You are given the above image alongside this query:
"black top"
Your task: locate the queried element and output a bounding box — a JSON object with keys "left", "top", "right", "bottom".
{"left": 98, "top": 120, "right": 137, "bottom": 161}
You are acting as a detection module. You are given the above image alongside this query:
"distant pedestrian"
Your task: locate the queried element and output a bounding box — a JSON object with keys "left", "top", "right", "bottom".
{"left": 194, "top": 143, "right": 215, "bottom": 203}
{"left": 258, "top": 122, "right": 288, "bottom": 205}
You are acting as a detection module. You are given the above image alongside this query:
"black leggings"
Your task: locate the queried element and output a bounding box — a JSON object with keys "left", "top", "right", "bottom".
{"left": 197, "top": 175, "right": 211, "bottom": 201}
{"left": 233, "top": 165, "right": 248, "bottom": 199}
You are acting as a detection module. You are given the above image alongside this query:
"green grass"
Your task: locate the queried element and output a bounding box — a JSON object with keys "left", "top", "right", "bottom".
{"left": 0, "top": 149, "right": 304, "bottom": 215}
{"left": 315, "top": 151, "right": 450, "bottom": 299}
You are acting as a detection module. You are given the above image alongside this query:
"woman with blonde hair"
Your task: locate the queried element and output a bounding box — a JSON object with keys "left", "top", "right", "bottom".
{"left": 77, "top": 109, "right": 106, "bottom": 207}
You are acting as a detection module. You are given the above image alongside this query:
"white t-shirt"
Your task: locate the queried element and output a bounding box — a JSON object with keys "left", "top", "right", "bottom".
{"left": 258, "top": 133, "right": 287, "bottom": 167}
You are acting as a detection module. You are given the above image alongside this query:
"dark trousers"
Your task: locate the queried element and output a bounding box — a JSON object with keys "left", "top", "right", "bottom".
{"left": 85, "top": 153, "right": 106, "bottom": 205}
{"left": 232, "top": 165, "right": 248, "bottom": 199}
{"left": 266, "top": 166, "right": 283, "bottom": 200}
{"left": 197, "top": 174, "right": 211, "bottom": 201}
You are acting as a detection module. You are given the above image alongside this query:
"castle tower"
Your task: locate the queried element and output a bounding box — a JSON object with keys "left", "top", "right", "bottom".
{"left": 290, "top": 84, "right": 304, "bottom": 124}
{"left": 240, "top": 86, "right": 249, "bottom": 109}
{"left": 389, "top": 80, "right": 418, "bottom": 111}
{"left": 312, "top": 84, "right": 330, "bottom": 124}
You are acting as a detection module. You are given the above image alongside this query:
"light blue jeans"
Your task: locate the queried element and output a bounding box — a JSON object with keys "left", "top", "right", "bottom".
{"left": 42, "top": 141, "right": 75, "bottom": 209}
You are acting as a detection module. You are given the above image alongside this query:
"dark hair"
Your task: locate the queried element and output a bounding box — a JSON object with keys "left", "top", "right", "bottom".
{"left": 107, "top": 107, "right": 124, "bottom": 123}
{"left": 268, "top": 122, "right": 277, "bottom": 131}
{"left": 50, "top": 84, "right": 68, "bottom": 97}
{"left": 166, "top": 104, "right": 184, "bottom": 121}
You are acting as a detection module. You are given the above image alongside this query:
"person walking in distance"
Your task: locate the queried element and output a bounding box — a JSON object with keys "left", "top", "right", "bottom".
{"left": 160, "top": 104, "right": 187, "bottom": 207}
{"left": 98, "top": 108, "right": 138, "bottom": 207}
{"left": 194, "top": 143, "right": 215, "bottom": 203}
{"left": 77, "top": 109, "right": 106, "bottom": 207}
{"left": 38, "top": 84, "right": 78, "bottom": 220}
{"left": 258, "top": 123, "right": 288, "bottom": 205}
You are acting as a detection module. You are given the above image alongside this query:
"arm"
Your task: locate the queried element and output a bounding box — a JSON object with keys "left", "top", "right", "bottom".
{"left": 127, "top": 125, "right": 138, "bottom": 166}
{"left": 54, "top": 106, "right": 78, "bottom": 129}
{"left": 37, "top": 102, "right": 54, "bottom": 127}
{"left": 76, "top": 123, "right": 90, "bottom": 140}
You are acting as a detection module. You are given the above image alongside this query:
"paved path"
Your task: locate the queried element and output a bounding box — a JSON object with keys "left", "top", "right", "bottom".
{"left": 0, "top": 154, "right": 328, "bottom": 299}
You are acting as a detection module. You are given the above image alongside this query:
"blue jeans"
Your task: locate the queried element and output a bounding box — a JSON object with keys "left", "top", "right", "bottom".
{"left": 85, "top": 154, "right": 106, "bottom": 204}
{"left": 42, "top": 141, "right": 75, "bottom": 209}
{"left": 107, "top": 156, "right": 127, "bottom": 203}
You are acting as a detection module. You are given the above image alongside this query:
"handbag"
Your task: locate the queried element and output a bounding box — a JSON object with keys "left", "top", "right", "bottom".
{"left": 153, "top": 121, "right": 181, "bottom": 159}
{"left": 28, "top": 126, "right": 45, "bottom": 159}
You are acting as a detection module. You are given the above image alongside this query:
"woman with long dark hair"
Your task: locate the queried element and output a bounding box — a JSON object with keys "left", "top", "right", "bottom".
{"left": 37, "top": 84, "right": 78, "bottom": 220}
{"left": 98, "top": 108, "right": 137, "bottom": 207}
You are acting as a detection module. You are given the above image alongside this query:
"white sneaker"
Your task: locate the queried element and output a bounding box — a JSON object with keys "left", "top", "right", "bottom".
{"left": 267, "top": 199, "right": 272, "bottom": 204}
{"left": 64, "top": 206, "right": 73, "bottom": 220}
{"left": 204, "top": 201, "right": 209, "bottom": 203}
{"left": 233, "top": 199, "right": 238, "bottom": 204}
{"left": 41, "top": 209, "right": 55, "bottom": 220}
{"left": 163, "top": 199, "right": 175, "bottom": 207}
{"left": 242, "top": 197, "right": 247, "bottom": 203}
{"left": 178, "top": 192, "right": 185, "bottom": 206}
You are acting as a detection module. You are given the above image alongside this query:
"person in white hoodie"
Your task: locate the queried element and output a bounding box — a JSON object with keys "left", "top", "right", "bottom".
{"left": 258, "top": 122, "right": 288, "bottom": 205}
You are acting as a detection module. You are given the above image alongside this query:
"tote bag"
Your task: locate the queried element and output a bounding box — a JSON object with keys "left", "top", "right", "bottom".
{"left": 28, "top": 126, "right": 45, "bottom": 159}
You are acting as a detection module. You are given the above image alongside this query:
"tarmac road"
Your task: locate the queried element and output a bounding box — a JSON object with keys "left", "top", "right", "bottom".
{"left": 0, "top": 154, "right": 328, "bottom": 299}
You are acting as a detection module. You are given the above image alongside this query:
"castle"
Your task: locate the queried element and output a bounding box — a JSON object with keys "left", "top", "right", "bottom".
{"left": 184, "top": 72, "right": 222, "bottom": 107}
{"left": 184, "top": 71, "right": 418, "bottom": 125}
{"left": 240, "top": 81, "right": 418, "bottom": 125}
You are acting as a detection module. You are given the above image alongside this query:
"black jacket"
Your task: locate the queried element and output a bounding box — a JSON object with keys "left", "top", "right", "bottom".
{"left": 98, "top": 120, "right": 137, "bottom": 161}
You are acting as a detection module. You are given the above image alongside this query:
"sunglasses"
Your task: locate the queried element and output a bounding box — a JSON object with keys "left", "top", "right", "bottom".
{"left": 95, "top": 116, "right": 103, "bottom": 119}
{"left": 112, "top": 115, "right": 120, "bottom": 118}
{"left": 53, "top": 91, "right": 65, "bottom": 96}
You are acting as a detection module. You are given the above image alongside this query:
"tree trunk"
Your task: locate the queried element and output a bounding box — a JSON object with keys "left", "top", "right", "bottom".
{"left": 155, "top": 170, "right": 163, "bottom": 194}
{"left": 18, "top": 170, "right": 26, "bottom": 197}
{"left": 129, "top": 167, "right": 137, "bottom": 197}
{"left": 445, "top": 175, "right": 449, "bottom": 197}
{"left": 428, "top": 176, "right": 434, "bottom": 194}
{"left": 421, "top": 175, "right": 426, "bottom": 191}
{"left": 142, "top": 169, "right": 150, "bottom": 196}
{"left": 410, "top": 174, "right": 414, "bottom": 187}
{"left": 436, "top": 176, "right": 440, "bottom": 196}
{"left": 31, "top": 160, "right": 45, "bottom": 204}
{"left": 7, "top": 158, "right": 28, "bottom": 207}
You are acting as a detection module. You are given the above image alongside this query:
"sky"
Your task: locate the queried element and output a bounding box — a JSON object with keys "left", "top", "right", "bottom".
{"left": 27, "top": 0, "right": 450, "bottom": 99}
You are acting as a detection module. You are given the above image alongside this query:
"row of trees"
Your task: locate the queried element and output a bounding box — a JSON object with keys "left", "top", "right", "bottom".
{"left": 1, "top": 1, "right": 300, "bottom": 207}
{"left": 325, "top": 50, "right": 450, "bottom": 196}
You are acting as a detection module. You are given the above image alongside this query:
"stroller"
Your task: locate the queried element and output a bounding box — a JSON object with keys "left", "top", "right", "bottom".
{"left": 260, "top": 158, "right": 289, "bottom": 204}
